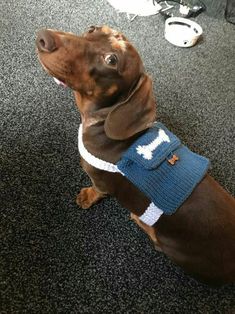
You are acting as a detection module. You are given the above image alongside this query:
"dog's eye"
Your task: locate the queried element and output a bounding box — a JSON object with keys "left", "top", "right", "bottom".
{"left": 104, "top": 54, "right": 118, "bottom": 67}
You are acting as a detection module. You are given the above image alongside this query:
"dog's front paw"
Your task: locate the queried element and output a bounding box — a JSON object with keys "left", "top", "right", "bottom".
{"left": 76, "top": 187, "right": 106, "bottom": 209}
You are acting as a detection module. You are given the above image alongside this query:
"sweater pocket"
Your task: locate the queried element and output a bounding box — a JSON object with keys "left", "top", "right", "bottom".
{"left": 119, "top": 122, "right": 182, "bottom": 170}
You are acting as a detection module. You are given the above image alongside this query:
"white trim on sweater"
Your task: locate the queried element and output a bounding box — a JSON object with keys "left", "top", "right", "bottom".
{"left": 139, "top": 202, "right": 163, "bottom": 226}
{"left": 78, "top": 124, "right": 121, "bottom": 173}
{"left": 78, "top": 124, "right": 163, "bottom": 226}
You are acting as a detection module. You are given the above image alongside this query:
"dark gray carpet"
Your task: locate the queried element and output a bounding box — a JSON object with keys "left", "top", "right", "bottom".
{"left": 1, "top": 0, "right": 235, "bottom": 313}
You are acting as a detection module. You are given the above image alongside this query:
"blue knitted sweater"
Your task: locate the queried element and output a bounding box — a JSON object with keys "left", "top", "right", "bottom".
{"left": 117, "top": 122, "right": 210, "bottom": 215}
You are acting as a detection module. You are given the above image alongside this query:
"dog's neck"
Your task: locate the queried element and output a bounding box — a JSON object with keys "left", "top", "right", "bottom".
{"left": 81, "top": 107, "right": 111, "bottom": 130}
{"left": 74, "top": 92, "right": 139, "bottom": 164}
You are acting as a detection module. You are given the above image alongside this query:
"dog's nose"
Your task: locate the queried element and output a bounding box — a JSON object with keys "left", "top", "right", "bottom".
{"left": 36, "top": 29, "right": 57, "bottom": 52}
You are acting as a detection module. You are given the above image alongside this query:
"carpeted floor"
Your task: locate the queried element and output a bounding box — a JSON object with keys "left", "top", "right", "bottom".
{"left": 1, "top": 0, "right": 235, "bottom": 313}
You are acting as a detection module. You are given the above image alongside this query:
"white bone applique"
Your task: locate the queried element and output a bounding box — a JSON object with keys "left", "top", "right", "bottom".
{"left": 136, "top": 129, "right": 170, "bottom": 160}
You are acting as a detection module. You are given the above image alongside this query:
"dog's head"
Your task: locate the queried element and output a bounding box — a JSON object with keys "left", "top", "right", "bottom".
{"left": 36, "top": 26, "right": 156, "bottom": 139}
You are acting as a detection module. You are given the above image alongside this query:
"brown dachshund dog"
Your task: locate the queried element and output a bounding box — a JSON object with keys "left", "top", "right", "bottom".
{"left": 36, "top": 26, "right": 235, "bottom": 286}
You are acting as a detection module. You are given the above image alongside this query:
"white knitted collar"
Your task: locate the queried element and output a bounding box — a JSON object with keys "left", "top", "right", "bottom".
{"left": 78, "top": 124, "right": 121, "bottom": 173}
{"left": 78, "top": 124, "right": 163, "bottom": 226}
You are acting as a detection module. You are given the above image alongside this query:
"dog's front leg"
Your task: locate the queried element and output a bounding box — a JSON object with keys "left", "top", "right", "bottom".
{"left": 76, "top": 159, "right": 109, "bottom": 209}
{"left": 76, "top": 186, "right": 107, "bottom": 209}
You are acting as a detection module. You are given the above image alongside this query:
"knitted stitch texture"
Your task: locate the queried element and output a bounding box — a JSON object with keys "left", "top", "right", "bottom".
{"left": 117, "top": 122, "right": 210, "bottom": 215}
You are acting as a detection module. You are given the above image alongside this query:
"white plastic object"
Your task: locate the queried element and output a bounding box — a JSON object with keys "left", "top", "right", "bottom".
{"left": 165, "top": 17, "right": 203, "bottom": 48}
{"left": 106, "top": 0, "right": 162, "bottom": 16}
{"left": 179, "top": 4, "right": 190, "bottom": 15}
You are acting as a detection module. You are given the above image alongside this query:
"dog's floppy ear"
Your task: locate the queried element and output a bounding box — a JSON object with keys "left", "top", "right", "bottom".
{"left": 104, "top": 74, "right": 156, "bottom": 140}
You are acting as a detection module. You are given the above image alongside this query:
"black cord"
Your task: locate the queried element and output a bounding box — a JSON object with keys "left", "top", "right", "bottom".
{"left": 153, "top": 0, "right": 206, "bottom": 19}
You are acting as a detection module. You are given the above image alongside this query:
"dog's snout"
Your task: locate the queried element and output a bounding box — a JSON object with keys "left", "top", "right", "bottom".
{"left": 36, "top": 29, "right": 57, "bottom": 53}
